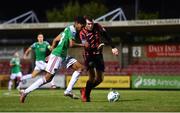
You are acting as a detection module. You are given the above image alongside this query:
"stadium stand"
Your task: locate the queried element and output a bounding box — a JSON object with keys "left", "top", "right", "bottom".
{"left": 121, "top": 60, "right": 180, "bottom": 75}
{"left": 1, "top": 58, "right": 180, "bottom": 76}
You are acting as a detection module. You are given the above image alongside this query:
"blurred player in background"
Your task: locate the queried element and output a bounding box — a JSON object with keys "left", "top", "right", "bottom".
{"left": 19, "top": 16, "right": 86, "bottom": 103}
{"left": 79, "top": 16, "right": 119, "bottom": 102}
{"left": 8, "top": 52, "right": 22, "bottom": 91}
{"left": 20, "top": 33, "right": 56, "bottom": 88}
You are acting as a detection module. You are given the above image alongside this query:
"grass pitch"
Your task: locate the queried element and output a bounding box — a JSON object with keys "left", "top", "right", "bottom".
{"left": 0, "top": 89, "right": 180, "bottom": 112}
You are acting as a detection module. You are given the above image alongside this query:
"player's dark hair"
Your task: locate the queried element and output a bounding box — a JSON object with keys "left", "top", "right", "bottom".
{"left": 74, "top": 16, "right": 86, "bottom": 25}
{"left": 84, "top": 16, "right": 94, "bottom": 22}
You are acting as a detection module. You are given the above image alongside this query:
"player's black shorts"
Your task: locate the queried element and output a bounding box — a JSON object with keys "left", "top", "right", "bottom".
{"left": 84, "top": 54, "right": 105, "bottom": 72}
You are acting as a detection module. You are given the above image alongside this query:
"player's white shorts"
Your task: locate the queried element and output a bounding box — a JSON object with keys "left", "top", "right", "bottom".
{"left": 34, "top": 61, "right": 47, "bottom": 71}
{"left": 10, "top": 72, "right": 22, "bottom": 80}
{"left": 45, "top": 54, "right": 63, "bottom": 74}
{"left": 63, "top": 56, "right": 77, "bottom": 69}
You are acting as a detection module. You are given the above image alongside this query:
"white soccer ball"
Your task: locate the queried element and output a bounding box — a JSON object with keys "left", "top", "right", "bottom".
{"left": 107, "top": 90, "right": 120, "bottom": 102}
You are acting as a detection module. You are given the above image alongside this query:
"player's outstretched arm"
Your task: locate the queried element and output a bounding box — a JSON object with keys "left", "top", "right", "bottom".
{"left": 69, "top": 39, "right": 75, "bottom": 47}
{"left": 73, "top": 42, "right": 85, "bottom": 47}
{"left": 23, "top": 47, "right": 32, "bottom": 59}
{"left": 99, "top": 24, "right": 119, "bottom": 56}
{"left": 9, "top": 62, "right": 14, "bottom": 67}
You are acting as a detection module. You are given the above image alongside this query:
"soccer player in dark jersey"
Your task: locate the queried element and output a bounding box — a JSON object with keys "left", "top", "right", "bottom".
{"left": 79, "top": 16, "right": 119, "bottom": 102}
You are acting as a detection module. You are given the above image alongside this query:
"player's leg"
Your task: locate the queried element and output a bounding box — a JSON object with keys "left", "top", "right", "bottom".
{"left": 50, "top": 77, "right": 57, "bottom": 88}
{"left": 22, "top": 60, "right": 56, "bottom": 88}
{"left": 92, "top": 54, "right": 105, "bottom": 87}
{"left": 64, "top": 59, "right": 84, "bottom": 99}
{"left": 21, "top": 70, "right": 40, "bottom": 81}
{"left": 93, "top": 54, "right": 105, "bottom": 88}
{"left": 8, "top": 79, "right": 13, "bottom": 91}
{"left": 81, "top": 54, "right": 104, "bottom": 102}
{"left": 19, "top": 70, "right": 41, "bottom": 89}
{"left": 20, "top": 61, "right": 43, "bottom": 81}
{"left": 86, "top": 54, "right": 104, "bottom": 101}
{"left": 23, "top": 72, "right": 53, "bottom": 94}
{"left": 8, "top": 74, "right": 16, "bottom": 91}
{"left": 20, "top": 73, "right": 51, "bottom": 103}
{"left": 84, "top": 68, "right": 95, "bottom": 102}
{"left": 80, "top": 55, "right": 95, "bottom": 102}
{"left": 93, "top": 70, "right": 104, "bottom": 87}
{"left": 8, "top": 80, "right": 13, "bottom": 91}
{"left": 38, "top": 61, "right": 57, "bottom": 88}
{"left": 16, "top": 72, "right": 23, "bottom": 91}
{"left": 20, "top": 54, "right": 62, "bottom": 103}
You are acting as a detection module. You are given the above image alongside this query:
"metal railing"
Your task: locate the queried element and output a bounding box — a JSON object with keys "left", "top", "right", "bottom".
{"left": 3, "top": 11, "right": 39, "bottom": 24}
{"left": 95, "top": 7, "right": 127, "bottom": 22}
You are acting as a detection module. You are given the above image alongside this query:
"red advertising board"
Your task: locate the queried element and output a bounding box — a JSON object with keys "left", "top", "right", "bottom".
{"left": 146, "top": 44, "right": 180, "bottom": 57}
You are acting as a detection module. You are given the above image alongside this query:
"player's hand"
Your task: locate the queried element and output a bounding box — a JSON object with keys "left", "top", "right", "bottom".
{"left": 45, "top": 55, "right": 50, "bottom": 62}
{"left": 49, "top": 46, "right": 54, "bottom": 51}
{"left": 84, "top": 41, "right": 89, "bottom": 48}
{"left": 81, "top": 39, "right": 89, "bottom": 48}
{"left": 23, "top": 55, "right": 27, "bottom": 59}
{"left": 112, "top": 48, "right": 119, "bottom": 56}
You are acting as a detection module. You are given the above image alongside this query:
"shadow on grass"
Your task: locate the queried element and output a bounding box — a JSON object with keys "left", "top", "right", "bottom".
{"left": 92, "top": 98, "right": 143, "bottom": 102}
{"left": 120, "top": 99, "right": 143, "bottom": 102}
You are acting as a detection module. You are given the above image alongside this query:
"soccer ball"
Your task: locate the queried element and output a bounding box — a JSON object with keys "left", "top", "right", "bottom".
{"left": 107, "top": 90, "right": 120, "bottom": 102}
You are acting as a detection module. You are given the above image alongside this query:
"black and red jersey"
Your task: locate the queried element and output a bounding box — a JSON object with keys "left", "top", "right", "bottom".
{"left": 79, "top": 23, "right": 114, "bottom": 55}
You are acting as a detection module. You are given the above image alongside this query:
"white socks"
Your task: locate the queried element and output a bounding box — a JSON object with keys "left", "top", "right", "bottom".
{"left": 21, "top": 74, "right": 32, "bottom": 81}
{"left": 8, "top": 80, "right": 13, "bottom": 91}
{"left": 8, "top": 79, "right": 22, "bottom": 91}
{"left": 50, "top": 77, "right": 56, "bottom": 86}
{"left": 24, "top": 77, "right": 46, "bottom": 94}
{"left": 64, "top": 71, "right": 80, "bottom": 94}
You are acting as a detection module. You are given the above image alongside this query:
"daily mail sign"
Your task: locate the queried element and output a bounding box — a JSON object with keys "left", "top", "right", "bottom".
{"left": 146, "top": 44, "right": 180, "bottom": 57}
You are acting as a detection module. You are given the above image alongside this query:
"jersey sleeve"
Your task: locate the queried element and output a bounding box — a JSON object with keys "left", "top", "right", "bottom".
{"left": 63, "top": 27, "right": 73, "bottom": 40}
{"left": 79, "top": 30, "right": 86, "bottom": 44}
{"left": 30, "top": 42, "right": 36, "bottom": 50}
{"left": 97, "top": 23, "right": 115, "bottom": 48}
{"left": 44, "top": 41, "right": 51, "bottom": 49}
{"left": 96, "top": 23, "right": 106, "bottom": 32}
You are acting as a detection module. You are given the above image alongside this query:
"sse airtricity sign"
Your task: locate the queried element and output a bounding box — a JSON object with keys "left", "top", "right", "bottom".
{"left": 132, "top": 75, "right": 180, "bottom": 89}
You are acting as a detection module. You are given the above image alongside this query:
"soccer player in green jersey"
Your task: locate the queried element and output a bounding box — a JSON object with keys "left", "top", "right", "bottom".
{"left": 20, "top": 33, "right": 56, "bottom": 88}
{"left": 20, "top": 16, "right": 86, "bottom": 103}
{"left": 50, "top": 35, "right": 85, "bottom": 99}
{"left": 8, "top": 52, "right": 22, "bottom": 91}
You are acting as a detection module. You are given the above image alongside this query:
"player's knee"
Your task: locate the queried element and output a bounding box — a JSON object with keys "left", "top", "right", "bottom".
{"left": 32, "top": 74, "right": 37, "bottom": 78}
{"left": 16, "top": 77, "right": 21, "bottom": 82}
{"left": 78, "top": 66, "right": 84, "bottom": 72}
{"left": 99, "top": 78, "right": 103, "bottom": 83}
{"left": 97, "top": 76, "right": 104, "bottom": 83}
{"left": 46, "top": 78, "right": 52, "bottom": 83}
{"left": 88, "top": 76, "right": 95, "bottom": 82}
{"left": 45, "top": 74, "right": 53, "bottom": 83}
{"left": 32, "top": 71, "right": 40, "bottom": 78}
{"left": 76, "top": 63, "right": 84, "bottom": 72}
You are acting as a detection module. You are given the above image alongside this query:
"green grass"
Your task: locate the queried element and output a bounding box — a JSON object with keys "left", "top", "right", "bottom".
{"left": 0, "top": 89, "right": 180, "bottom": 112}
